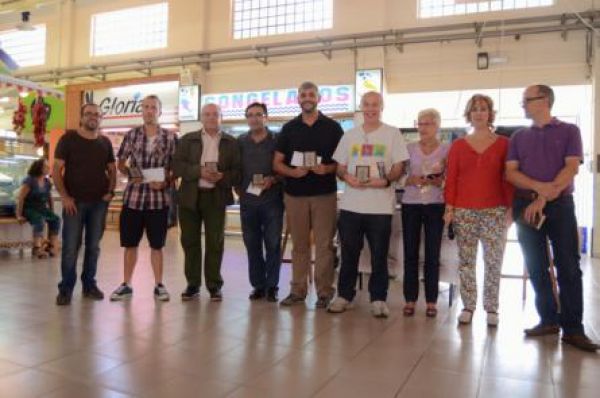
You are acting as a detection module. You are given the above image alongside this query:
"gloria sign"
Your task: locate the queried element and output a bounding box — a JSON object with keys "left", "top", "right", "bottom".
{"left": 201, "top": 85, "right": 354, "bottom": 119}
{"left": 84, "top": 81, "right": 179, "bottom": 127}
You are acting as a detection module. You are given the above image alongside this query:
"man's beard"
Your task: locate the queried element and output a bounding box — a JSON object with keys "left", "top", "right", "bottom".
{"left": 83, "top": 120, "right": 98, "bottom": 131}
{"left": 301, "top": 101, "right": 317, "bottom": 113}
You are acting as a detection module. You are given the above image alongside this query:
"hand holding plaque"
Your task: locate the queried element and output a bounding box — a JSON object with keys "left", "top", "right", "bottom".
{"left": 252, "top": 173, "right": 265, "bottom": 186}
{"left": 376, "top": 162, "right": 386, "bottom": 179}
{"left": 128, "top": 166, "right": 144, "bottom": 183}
{"left": 204, "top": 162, "right": 218, "bottom": 173}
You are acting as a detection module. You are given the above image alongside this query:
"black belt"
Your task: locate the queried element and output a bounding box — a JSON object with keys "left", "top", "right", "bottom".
{"left": 198, "top": 187, "right": 216, "bottom": 192}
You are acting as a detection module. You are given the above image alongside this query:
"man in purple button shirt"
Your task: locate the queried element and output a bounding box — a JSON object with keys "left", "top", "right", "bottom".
{"left": 506, "top": 84, "right": 598, "bottom": 352}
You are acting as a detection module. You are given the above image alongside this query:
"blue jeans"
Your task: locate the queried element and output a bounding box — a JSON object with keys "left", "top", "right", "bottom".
{"left": 58, "top": 200, "right": 108, "bottom": 294}
{"left": 240, "top": 200, "right": 284, "bottom": 291}
{"left": 402, "top": 203, "right": 445, "bottom": 303}
{"left": 513, "top": 195, "right": 584, "bottom": 335}
{"left": 337, "top": 210, "right": 392, "bottom": 302}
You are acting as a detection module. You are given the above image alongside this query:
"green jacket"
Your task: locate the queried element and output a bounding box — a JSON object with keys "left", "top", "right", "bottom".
{"left": 172, "top": 129, "right": 241, "bottom": 210}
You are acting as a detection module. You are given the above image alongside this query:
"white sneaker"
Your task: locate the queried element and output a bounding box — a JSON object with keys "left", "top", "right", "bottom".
{"left": 458, "top": 309, "right": 473, "bottom": 324}
{"left": 154, "top": 284, "right": 170, "bottom": 302}
{"left": 327, "top": 297, "right": 353, "bottom": 313}
{"left": 110, "top": 283, "right": 132, "bottom": 301}
{"left": 487, "top": 312, "right": 499, "bottom": 327}
{"left": 371, "top": 301, "right": 390, "bottom": 318}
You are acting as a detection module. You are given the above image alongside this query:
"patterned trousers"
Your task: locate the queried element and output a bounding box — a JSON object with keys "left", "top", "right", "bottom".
{"left": 454, "top": 207, "right": 507, "bottom": 313}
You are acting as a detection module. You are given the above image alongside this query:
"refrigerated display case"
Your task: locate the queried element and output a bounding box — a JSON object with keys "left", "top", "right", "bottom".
{"left": 0, "top": 134, "right": 40, "bottom": 216}
{"left": 0, "top": 133, "right": 42, "bottom": 250}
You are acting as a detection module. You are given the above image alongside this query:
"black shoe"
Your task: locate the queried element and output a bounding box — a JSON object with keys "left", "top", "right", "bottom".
{"left": 56, "top": 292, "right": 71, "bottom": 306}
{"left": 249, "top": 289, "right": 265, "bottom": 300}
{"left": 561, "top": 334, "right": 600, "bottom": 352}
{"left": 209, "top": 289, "right": 223, "bottom": 302}
{"left": 181, "top": 286, "right": 200, "bottom": 301}
{"left": 266, "top": 288, "right": 278, "bottom": 302}
{"left": 524, "top": 323, "right": 560, "bottom": 337}
{"left": 83, "top": 286, "right": 104, "bottom": 300}
{"left": 315, "top": 296, "right": 332, "bottom": 309}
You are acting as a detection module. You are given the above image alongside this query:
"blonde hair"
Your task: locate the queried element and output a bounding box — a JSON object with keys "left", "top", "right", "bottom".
{"left": 464, "top": 94, "right": 496, "bottom": 125}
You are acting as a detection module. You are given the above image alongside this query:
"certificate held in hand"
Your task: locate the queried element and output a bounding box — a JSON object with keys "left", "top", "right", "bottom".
{"left": 141, "top": 168, "right": 166, "bottom": 183}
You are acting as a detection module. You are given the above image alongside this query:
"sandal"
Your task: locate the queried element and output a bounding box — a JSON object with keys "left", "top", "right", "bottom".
{"left": 45, "top": 242, "right": 56, "bottom": 257}
{"left": 32, "top": 246, "right": 48, "bottom": 259}
{"left": 426, "top": 306, "right": 438, "bottom": 318}
{"left": 403, "top": 304, "right": 415, "bottom": 317}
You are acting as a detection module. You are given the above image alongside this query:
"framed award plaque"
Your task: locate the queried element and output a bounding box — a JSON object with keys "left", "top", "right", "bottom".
{"left": 303, "top": 151, "right": 317, "bottom": 167}
{"left": 252, "top": 173, "right": 265, "bottom": 185}
{"left": 205, "top": 162, "right": 218, "bottom": 173}
{"left": 355, "top": 165, "right": 370, "bottom": 183}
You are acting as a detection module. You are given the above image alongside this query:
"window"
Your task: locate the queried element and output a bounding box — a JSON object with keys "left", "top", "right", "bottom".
{"left": 0, "top": 25, "right": 46, "bottom": 67}
{"left": 232, "top": 0, "right": 333, "bottom": 40}
{"left": 91, "top": 2, "right": 168, "bottom": 56}
{"left": 418, "top": 0, "right": 554, "bottom": 19}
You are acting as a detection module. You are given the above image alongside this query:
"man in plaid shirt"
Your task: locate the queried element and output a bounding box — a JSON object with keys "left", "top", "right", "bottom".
{"left": 110, "top": 95, "right": 177, "bottom": 302}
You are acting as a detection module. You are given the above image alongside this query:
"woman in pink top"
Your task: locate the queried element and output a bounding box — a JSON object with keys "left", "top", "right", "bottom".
{"left": 444, "top": 94, "right": 513, "bottom": 327}
{"left": 402, "top": 109, "right": 449, "bottom": 317}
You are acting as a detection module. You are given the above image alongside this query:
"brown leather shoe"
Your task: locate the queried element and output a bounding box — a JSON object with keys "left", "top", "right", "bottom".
{"left": 561, "top": 334, "right": 600, "bottom": 352}
{"left": 524, "top": 324, "right": 560, "bottom": 337}
{"left": 82, "top": 286, "right": 104, "bottom": 301}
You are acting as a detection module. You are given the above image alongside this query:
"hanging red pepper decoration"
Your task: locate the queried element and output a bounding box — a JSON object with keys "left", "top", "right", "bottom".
{"left": 12, "top": 97, "right": 26, "bottom": 136}
{"left": 31, "top": 94, "right": 48, "bottom": 147}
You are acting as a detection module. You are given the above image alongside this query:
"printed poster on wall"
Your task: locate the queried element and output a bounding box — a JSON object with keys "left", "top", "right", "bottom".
{"left": 355, "top": 69, "right": 383, "bottom": 108}
{"left": 178, "top": 85, "right": 200, "bottom": 121}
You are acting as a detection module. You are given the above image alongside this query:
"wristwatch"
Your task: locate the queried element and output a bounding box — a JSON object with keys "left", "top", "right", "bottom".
{"left": 384, "top": 178, "right": 391, "bottom": 187}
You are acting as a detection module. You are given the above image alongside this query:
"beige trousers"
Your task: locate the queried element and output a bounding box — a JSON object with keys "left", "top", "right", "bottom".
{"left": 284, "top": 193, "right": 337, "bottom": 298}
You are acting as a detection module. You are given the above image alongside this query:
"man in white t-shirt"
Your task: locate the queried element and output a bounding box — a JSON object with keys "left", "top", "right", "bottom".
{"left": 328, "top": 91, "right": 408, "bottom": 317}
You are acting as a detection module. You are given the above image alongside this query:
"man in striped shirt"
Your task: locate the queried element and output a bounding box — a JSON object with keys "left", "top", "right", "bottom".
{"left": 110, "top": 95, "right": 177, "bottom": 302}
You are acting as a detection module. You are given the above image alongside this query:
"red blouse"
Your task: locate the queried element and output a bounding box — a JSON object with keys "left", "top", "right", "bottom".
{"left": 444, "top": 136, "right": 514, "bottom": 209}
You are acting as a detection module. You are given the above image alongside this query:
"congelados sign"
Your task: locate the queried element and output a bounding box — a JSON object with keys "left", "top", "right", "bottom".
{"left": 84, "top": 81, "right": 179, "bottom": 127}
{"left": 202, "top": 85, "right": 354, "bottom": 120}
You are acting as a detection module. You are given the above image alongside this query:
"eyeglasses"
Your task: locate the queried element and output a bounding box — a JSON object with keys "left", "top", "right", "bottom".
{"left": 83, "top": 112, "right": 101, "bottom": 117}
{"left": 521, "top": 96, "right": 545, "bottom": 105}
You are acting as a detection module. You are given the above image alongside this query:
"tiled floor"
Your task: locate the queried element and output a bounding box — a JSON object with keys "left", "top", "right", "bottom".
{"left": 0, "top": 229, "right": 598, "bottom": 397}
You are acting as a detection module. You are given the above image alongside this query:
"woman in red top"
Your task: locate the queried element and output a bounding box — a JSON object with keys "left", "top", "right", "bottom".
{"left": 444, "top": 94, "right": 513, "bottom": 327}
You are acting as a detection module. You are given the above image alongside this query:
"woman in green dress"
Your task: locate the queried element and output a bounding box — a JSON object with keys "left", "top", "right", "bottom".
{"left": 16, "top": 158, "right": 61, "bottom": 258}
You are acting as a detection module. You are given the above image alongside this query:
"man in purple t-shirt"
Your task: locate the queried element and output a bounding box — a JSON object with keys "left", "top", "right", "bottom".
{"left": 506, "top": 84, "right": 598, "bottom": 352}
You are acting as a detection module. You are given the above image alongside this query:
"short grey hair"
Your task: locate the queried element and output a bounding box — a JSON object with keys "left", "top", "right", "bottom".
{"left": 298, "top": 81, "right": 319, "bottom": 93}
{"left": 417, "top": 108, "right": 441, "bottom": 126}
{"left": 201, "top": 103, "right": 222, "bottom": 114}
{"left": 360, "top": 91, "right": 384, "bottom": 109}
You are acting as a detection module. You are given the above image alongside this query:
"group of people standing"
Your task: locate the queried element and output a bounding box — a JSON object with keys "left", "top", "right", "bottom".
{"left": 40, "top": 81, "right": 597, "bottom": 352}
